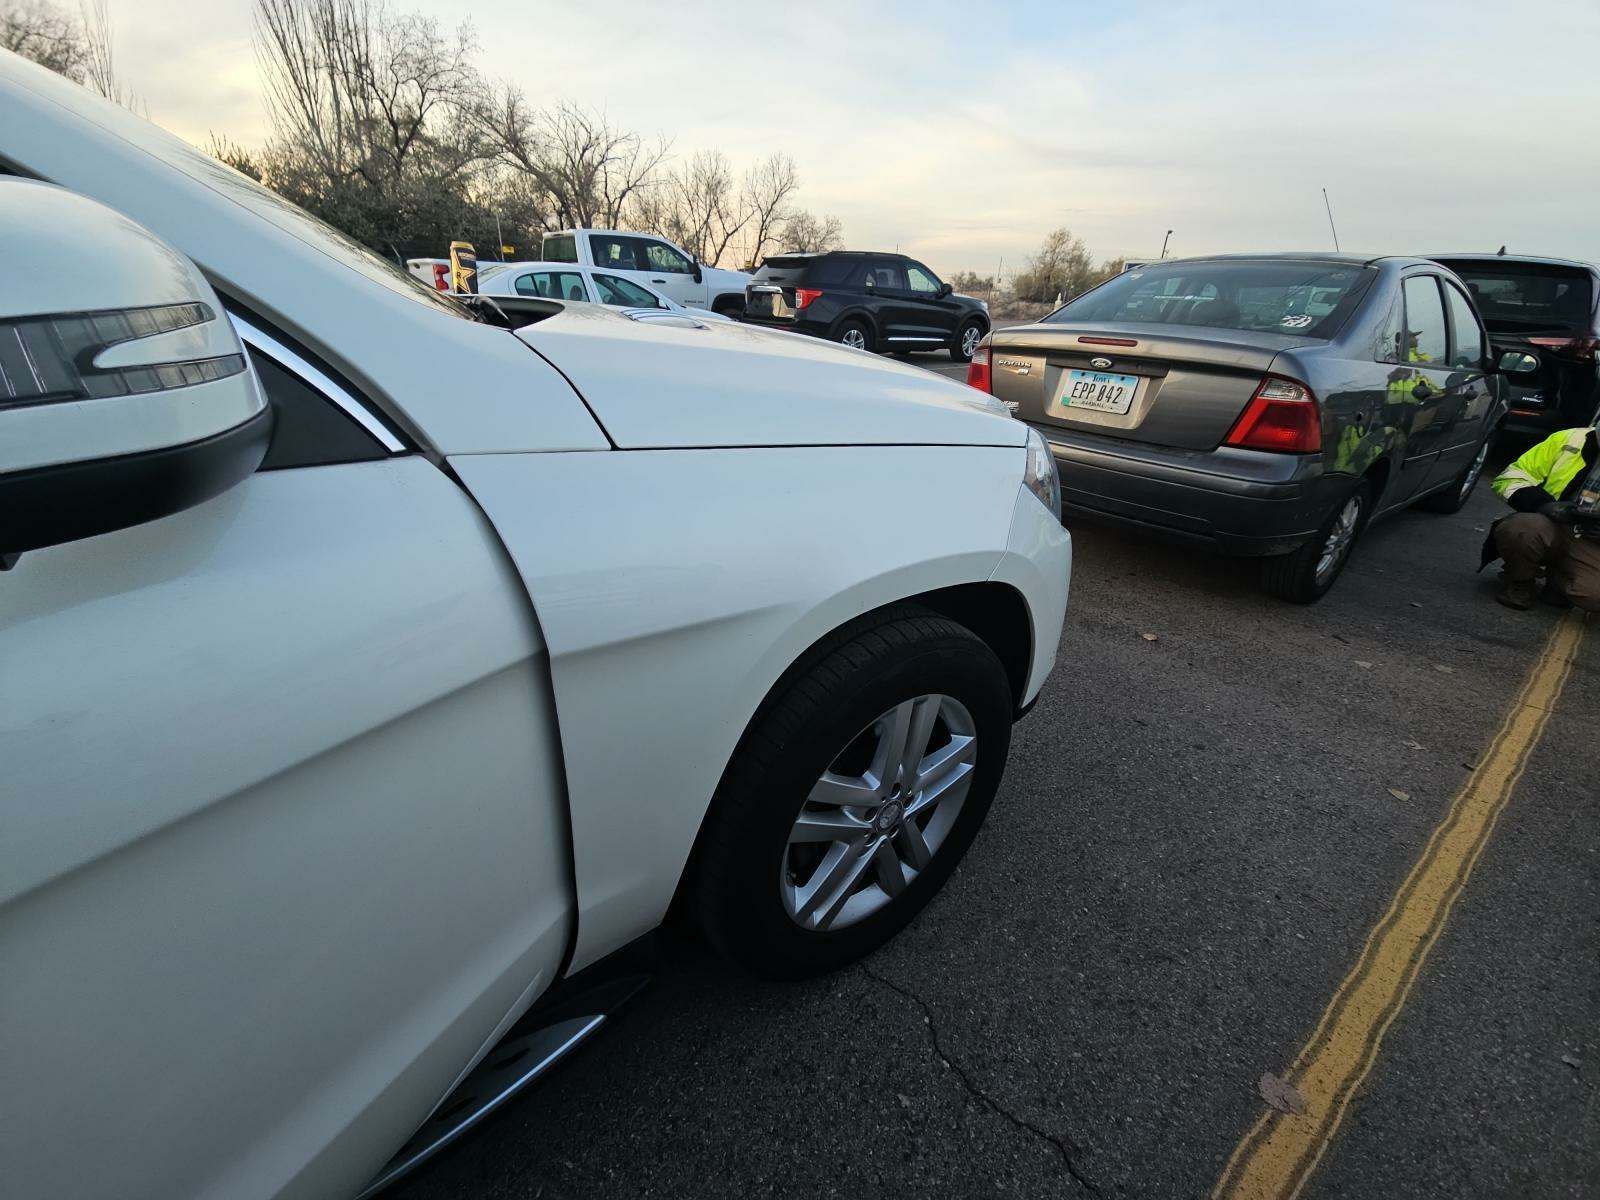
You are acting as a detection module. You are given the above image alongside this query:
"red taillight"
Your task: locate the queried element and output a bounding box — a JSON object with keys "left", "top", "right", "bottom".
{"left": 1527, "top": 336, "right": 1598, "bottom": 361}
{"left": 794, "top": 287, "right": 822, "bottom": 310}
{"left": 966, "top": 346, "right": 992, "bottom": 392}
{"left": 1224, "top": 376, "right": 1322, "bottom": 453}
{"left": 1077, "top": 336, "right": 1138, "bottom": 347}
{"left": 432, "top": 263, "right": 450, "bottom": 291}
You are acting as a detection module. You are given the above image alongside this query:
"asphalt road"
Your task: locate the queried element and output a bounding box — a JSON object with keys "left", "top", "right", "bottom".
{"left": 392, "top": 366, "right": 1599, "bottom": 1199}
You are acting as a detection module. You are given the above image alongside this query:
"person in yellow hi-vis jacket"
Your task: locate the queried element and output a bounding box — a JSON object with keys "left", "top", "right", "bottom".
{"left": 1483, "top": 425, "right": 1600, "bottom": 610}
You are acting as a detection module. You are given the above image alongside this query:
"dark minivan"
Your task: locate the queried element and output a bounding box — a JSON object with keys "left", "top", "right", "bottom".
{"left": 970, "top": 254, "right": 1533, "bottom": 602}
{"left": 742, "top": 250, "right": 991, "bottom": 361}
{"left": 1427, "top": 254, "right": 1600, "bottom": 436}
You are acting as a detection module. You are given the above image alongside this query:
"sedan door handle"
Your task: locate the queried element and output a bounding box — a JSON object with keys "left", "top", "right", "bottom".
{"left": 651, "top": 278, "right": 667, "bottom": 284}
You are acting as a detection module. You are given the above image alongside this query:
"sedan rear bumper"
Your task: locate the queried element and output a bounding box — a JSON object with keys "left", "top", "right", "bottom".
{"left": 1030, "top": 425, "right": 1336, "bottom": 557}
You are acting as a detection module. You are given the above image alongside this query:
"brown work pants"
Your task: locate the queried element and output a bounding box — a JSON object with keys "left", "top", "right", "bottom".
{"left": 1494, "top": 513, "right": 1600, "bottom": 611}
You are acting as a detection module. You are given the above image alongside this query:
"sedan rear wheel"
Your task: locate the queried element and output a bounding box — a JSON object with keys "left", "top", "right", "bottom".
{"left": 1261, "top": 480, "right": 1371, "bottom": 603}
{"left": 692, "top": 607, "right": 1011, "bottom": 978}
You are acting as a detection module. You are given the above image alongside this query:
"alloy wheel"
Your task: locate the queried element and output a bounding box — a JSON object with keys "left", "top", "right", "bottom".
{"left": 840, "top": 327, "right": 867, "bottom": 350}
{"left": 781, "top": 694, "right": 977, "bottom": 931}
{"left": 960, "top": 325, "right": 981, "bottom": 359}
{"left": 1315, "top": 494, "right": 1363, "bottom": 582}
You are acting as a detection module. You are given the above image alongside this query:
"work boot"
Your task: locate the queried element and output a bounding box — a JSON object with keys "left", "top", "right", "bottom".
{"left": 1539, "top": 579, "right": 1572, "bottom": 609}
{"left": 1496, "top": 578, "right": 1538, "bottom": 610}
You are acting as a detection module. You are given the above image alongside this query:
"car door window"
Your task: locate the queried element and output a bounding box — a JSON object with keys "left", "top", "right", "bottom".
{"left": 1373, "top": 293, "right": 1404, "bottom": 364}
{"left": 905, "top": 263, "right": 942, "bottom": 295}
{"left": 1401, "top": 276, "right": 1448, "bottom": 367}
{"left": 640, "top": 239, "right": 694, "bottom": 275}
{"left": 865, "top": 260, "right": 906, "bottom": 291}
{"left": 589, "top": 234, "right": 642, "bottom": 271}
{"left": 514, "top": 271, "right": 587, "bottom": 300}
{"left": 593, "top": 273, "right": 665, "bottom": 308}
{"left": 1443, "top": 282, "right": 1486, "bottom": 369}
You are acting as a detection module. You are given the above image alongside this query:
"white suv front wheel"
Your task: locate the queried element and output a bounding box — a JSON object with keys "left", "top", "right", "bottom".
{"left": 691, "top": 607, "right": 1013, "bottom": 978}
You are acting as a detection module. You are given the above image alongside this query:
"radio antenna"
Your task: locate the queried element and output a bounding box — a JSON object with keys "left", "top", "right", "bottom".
{"left": 1322, "top": 188, "right": 1341, "bottom": 253}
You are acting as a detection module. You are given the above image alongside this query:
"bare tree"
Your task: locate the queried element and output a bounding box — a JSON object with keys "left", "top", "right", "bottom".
{"left": 1013, "top": 227, "right": 1097, "bottom": 302}
{"left": 255, "top": 0, "right": 483, "bottom": 192}
{"left": 655, "top": 150, "right": 753, "bottom": 265}
{"left": 739, "top": 153, "right": 797, "bottom": 268}
{"left": 78, "top": 0, "right": 138, "bottom": 109}
{"left": 779, "top": 209, "right": 843, "bottom": 254}
{"left": 1, "top": 0, "right": 88, "bottom": 77}
{"left": 474, "top": 91, "right": 667, "bottom": 230}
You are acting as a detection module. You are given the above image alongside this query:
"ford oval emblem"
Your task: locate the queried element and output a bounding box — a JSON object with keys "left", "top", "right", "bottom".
{"left": 1089, "top": 356, "right": 1113, "bottom": 370}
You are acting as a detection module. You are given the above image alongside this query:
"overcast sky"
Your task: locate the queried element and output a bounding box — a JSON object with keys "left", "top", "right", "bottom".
{"left": 109, "top": 0, "right": 1600, "bottom": 275}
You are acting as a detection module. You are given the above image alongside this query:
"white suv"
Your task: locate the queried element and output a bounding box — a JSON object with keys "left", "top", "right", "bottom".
{"left": 0, "top": 49, "right": 1070, "bottom": 1200}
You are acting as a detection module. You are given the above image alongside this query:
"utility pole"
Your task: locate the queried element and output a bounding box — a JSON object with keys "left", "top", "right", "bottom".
{"left": 1160, "top": 229, "right": 1173, "bottom": 259}
{"left": 1322, "top": 188, "right": 1340, "bottom": 253}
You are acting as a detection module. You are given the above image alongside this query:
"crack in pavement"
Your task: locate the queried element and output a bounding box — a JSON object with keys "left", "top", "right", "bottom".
{"left": 859, "top": 962, "right": 1101, "bottom": 1195}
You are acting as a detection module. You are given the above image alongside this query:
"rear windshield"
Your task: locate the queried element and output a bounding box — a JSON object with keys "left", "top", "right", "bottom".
{"left": 754, "top": 256, "right": 817, "bottom": 283}
{"left": 1432, "top": 261, "right": 1593, "bottom": 332}
{"left": 1047, "top": 260, "right": 1375, "bottom": 338}
{"left": 753, "top": 255, "right": 858, "bottom": 286}
{"left": 542, "top": 234, "right": 578, "bottom": 263}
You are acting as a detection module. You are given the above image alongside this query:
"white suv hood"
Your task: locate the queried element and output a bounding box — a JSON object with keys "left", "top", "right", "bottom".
{"left": 515, "top": 303, "right": 1023, "bottom": 449}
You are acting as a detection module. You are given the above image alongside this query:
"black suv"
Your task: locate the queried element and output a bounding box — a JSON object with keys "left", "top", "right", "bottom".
{"left": 741, "top": 251, "right": 990, "bottom": 361}
{"left": 1427, "top": 254, "right": 1600, "bottom": 435}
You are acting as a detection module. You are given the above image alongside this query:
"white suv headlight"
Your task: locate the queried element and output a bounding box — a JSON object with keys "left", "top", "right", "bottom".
{"left": 1023, "top": 427, "right": 1061, "bottom": 520}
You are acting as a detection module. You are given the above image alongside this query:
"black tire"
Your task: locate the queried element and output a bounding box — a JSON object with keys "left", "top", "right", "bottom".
{"left": 949, "top": 319, "right": 985, "bottom": 363}
{"left": 692, "top": 608, "right": 1012, "bottom": 979}
{"left": 833, "top": 319, "right": 873, "bottom": 353}
{"left": 711, "top": 294, "right": 744, "bottom": 318}
{"left": 1417, "top": 426, "right": 1497, "bottom": 514}
{"left": 1261, "top": 480, "right": 1372, "bottom": 603}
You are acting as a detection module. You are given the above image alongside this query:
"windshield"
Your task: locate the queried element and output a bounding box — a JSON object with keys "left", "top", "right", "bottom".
{"left": 1433, "top": 261, "right": 1594, "bottom": 332}
{"left": 1047, "top": 260, "right": 1374, "bottom": 338}
{"left": 8, "top": 86, "right": 482, "bottom": 323}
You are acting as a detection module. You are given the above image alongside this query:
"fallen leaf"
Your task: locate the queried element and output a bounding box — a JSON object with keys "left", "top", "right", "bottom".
{"left": 1259, "top": 1072, "right": 1307, "bottom": 1115}
{"left": 1404, "top": 739, "right": 1425, "bottom": 751}
{"left": 1355, "top": 660, "right": 1374, "bottom": 669}
{"left": 1409, "top": 601, "right": 1422, "bottom": 608}
{"left": 1388, "top": 788, "right": 1411, "bottom": 801}
{"left": 1434, "top": 664, "right": 1454, "bottom": 674}
{"left": 1560, "top": 1053, "right": 1581, "bottom": 1070}
{"left": 1141, "top": 632, "right": 1159, "bottom": 642}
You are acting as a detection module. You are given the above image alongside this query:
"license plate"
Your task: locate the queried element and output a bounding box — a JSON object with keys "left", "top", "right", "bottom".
{"left": 1062, "top": 369, "right": 1138, "bottom": 414}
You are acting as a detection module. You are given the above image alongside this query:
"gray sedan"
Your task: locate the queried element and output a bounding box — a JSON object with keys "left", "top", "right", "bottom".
{"left": 971, "top": 254, "right": 1535, "bottom": 600}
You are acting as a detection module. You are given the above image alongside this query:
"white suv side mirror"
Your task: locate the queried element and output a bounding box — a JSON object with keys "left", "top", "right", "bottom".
{"left": 0, "top": 180, "right": 270, "bottom": 558}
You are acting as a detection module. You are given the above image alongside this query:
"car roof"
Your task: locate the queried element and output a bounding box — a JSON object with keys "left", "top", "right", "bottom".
{"left": 764, "top": 250, "right": 907, "bottom": 262}
{"left": 1157, "top": 251, "right": 1427, "bottom": 269}
{"left": 485, "top": 260, "right": 591, "bottom": 273}
{"left": 1424, "top": 252, "right": 1599, "bottom": 272}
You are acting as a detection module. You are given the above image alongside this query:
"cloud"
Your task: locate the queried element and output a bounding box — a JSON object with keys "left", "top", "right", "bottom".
{"left": 107, "top": 0, "right": 1600, "bottom": 273}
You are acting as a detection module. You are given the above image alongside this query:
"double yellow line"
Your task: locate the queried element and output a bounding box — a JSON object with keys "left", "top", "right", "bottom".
{"left": 1213, "top": 610, "right": 1588, "bottom": 1200}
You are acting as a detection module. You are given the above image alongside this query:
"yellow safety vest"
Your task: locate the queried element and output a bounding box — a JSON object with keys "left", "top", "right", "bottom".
{"left": 1491, "top": 427, "right": 1597, "bottom": 504}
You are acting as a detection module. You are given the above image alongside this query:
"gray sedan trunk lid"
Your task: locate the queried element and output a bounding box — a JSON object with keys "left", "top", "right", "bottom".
{"left": 988, "top": 321, "right": 1310, "bottom": 451}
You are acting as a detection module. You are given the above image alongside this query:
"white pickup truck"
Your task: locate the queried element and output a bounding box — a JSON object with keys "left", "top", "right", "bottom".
{"left": 541, "top": 227, "right": 752, "bottom": 316}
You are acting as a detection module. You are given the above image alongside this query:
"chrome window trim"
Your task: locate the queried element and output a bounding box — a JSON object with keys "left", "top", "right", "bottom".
{"left": 227, "top": 310, "right": 404, "bottom": 452}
